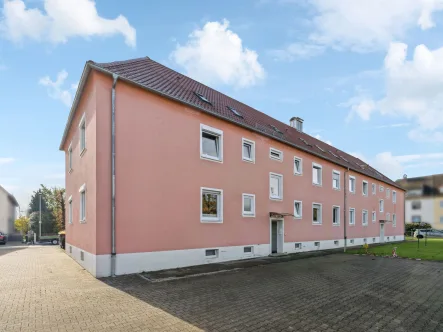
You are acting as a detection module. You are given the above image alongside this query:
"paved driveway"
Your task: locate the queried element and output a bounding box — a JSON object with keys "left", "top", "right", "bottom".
{"left": 1, "top": 247, "right": 443, "bottom": 332}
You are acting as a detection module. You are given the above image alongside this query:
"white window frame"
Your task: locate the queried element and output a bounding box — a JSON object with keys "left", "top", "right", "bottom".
{"left": 312, "top": 162, "right": 323, "bottom": 186}
{"left": 294, "top": 156, "right": 303, "bottom": 175}
{"left": 332, "top": 205, "right": 340, "bottom": 226}
{"left": 362, "top": 209, "right": 368, "bottom": 226}
{"left": 68, "top": 195, "right": 73, "bottom": 224}
{"left": 386, "top": 212, "right": 390, "bottom": 221}
{"left": 379, "top": 199, "right": 384, "bottom": 213}
{"left": 201, "top": 187, "right": 223, "bottom": 223}
{"left": 349, "top": 176, "right": 356, "bottom": 193}
{"left": 393, "top": 191, "right": 397, "bottom": 204}
{"left": 242, "top": 193, "right": 255, "bottom": 217}
{"left": 392, "top": 213, "right": 396, "bottom": 227}
{"left": 332, "top": 170, "right": 340, "bottom": 190}
{"left": 362, "top": 180, "right": 368, "bottom": 196}
{"left": 79, "top": 113, "right": 86, "bottom": 156}
{"left": 372, "top": 211, "right": 376, "bottom": 223}
{"left": 269, "top": 147, "right": 283, "bottom": 161}
{"left": 380, "top": 185, "right": 384, "bottom": 192}
{"left": 312, "top": 202, "right": 322, "bottom": 225}
{"left": 269, "top": 173, "right": 283, "bottom": 200}
{"left": 372, "top": 183, "right": 376, "bottom": 195}
{"left": 294, "top": 200, "right": 302, "bottom": 219}
{"left": 68, "top": 142, "right": 73, "bottom": 172}
{"left": 79, "top": 184, "right": 86, "bottom": 223}
{"left": 386, "top": 188, "right": 390, "bottom": 199}
{"left": 200, "top": 124, "right": 223, "bottom": 162}
{"left": 349, "top": 208, "right": 355, "bottom": 225}
{"left": 242, "top": 138, "right": 255, "bottom": 163}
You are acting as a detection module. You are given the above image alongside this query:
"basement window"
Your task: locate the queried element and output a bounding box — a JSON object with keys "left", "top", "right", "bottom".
{"left": 80, "top": 251, "right": 84, "bottom": 261}
{"left": 334, "top": 240, "right": 339, "bottom": 246}
{"left": 373, "top": 238, "right": 376, "bottom": 243}
{"left": 349, "top": 239, "right": 354, "bottom": 245}
{"left": 295, "top": 243, "right": 301, "bottom": 249}
{"left": 205, "top": 249, "right": 219, "bottom": 258}
{"left": 244, "top": 246, "right": 253, "bottom": 254}
{"left": 314, "top": 242, "right": 320, "bottom": 247}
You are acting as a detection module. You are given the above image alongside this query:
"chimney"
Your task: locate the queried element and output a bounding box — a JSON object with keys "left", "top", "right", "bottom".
{"left": 290, "top": 117, "right": 303, "bottom": 132}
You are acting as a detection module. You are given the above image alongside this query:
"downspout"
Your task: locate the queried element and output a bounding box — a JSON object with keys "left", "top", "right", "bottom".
{"left": 344, "top": 167, "right": 349, "bottom": 252}
{"left": 111, "top": 74, "right": 118, "bottom": 277}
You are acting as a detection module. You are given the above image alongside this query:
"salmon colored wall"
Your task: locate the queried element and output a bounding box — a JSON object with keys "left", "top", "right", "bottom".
{"left": 63, "top": 72, "right": 98, "bottom": 254}
{"left": 87, "top": 73, "right": 405, "bottom": 255}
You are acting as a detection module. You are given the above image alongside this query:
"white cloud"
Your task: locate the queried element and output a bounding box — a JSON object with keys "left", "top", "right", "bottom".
{"left": 269, "top": 43, "right": 325, "bottom": 61}
{"left": 0, "top": 0, "right": 136, "bottom": 47}
{"left": 39, "top": 70, "right": 77, "bottom": 107}
{"left": 306, "top": 0, "right": 443, "bottom": 53}
{"left": 340, "top": 88, "right": 376, "bottom": 122}
{"left": 375, "top": 123, "right": 410, "bottom": 129}
{"left": 0, "top": 157, "right": 15, "bottom": 165}
{"left": 345, "top": 42, "right": 443, "bottom": 142}
{"left": 314, "top": 134, "right": 332, "bottom": 146}
{"left": 170, "top": 19, "right": 265, "bottom": 88}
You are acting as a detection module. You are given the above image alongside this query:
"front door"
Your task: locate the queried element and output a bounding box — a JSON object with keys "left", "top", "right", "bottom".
{"left": 380, "top": 223, "right": 385, "bottom": 243}
{"left": 271, "top": 221, "right": 278, "bottom": 253}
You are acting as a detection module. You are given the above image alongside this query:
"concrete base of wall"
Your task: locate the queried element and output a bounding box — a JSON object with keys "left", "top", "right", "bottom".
{"left": 66, "top": 235, "right": 405, "bottom": 278}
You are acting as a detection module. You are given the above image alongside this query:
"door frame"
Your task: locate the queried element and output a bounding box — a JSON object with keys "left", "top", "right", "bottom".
{"left": 380, "top": 223, "right": 385, "bottom": 243}
{"left": 269, "top": 218, "right": 284, "bottom": 254}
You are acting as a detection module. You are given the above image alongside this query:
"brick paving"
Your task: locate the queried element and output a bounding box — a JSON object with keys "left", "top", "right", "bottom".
{"left": 1, "top": 247, "right": 443, "bottom": 332}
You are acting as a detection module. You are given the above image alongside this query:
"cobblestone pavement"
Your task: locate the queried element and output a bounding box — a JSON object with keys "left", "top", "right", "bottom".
{"left": 1, "top": 247, "right": 443, "bottom": 332}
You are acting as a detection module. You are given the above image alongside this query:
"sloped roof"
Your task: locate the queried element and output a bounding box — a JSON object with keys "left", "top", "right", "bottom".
{"left": 64, "top": 56, "right": 403, "bottom": 189}
{"left": 0, "top": 185, "right": 18, "bottom": 207}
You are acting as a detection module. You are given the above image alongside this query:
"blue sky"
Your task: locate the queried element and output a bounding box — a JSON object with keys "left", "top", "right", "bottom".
{"left": 1, "top": 0, "right": 443, "bottom": 210}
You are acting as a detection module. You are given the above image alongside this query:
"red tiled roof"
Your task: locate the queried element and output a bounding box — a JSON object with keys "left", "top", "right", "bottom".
{"left": 90, "top": 57, "right": 402, "bottom": 189}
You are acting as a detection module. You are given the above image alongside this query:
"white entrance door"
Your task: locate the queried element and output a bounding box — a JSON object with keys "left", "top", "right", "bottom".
{"left": 270, "top": 220, "right": 284, "bottom": 254}
{"left": 380, "top": 223, "right": 385, "bottom": 243}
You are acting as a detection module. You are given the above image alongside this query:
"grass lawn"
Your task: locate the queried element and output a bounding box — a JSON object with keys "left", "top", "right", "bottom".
{"left": 348, "top": 237, "right": 443, "bottom": 261}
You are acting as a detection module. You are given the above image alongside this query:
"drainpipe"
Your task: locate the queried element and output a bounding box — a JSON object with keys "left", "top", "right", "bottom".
{"left": 344, "top": 167, "right": 349, "bottom": 252}
{"left": 111, "top": 74, "right": 118, "bottom": 277}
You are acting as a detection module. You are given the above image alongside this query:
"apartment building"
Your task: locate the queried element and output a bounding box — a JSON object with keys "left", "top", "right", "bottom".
{"left": 396, "top": 174, "right": 443, "bottom": 228}
{"left": 0, "top": 185, "right": 18, "bottom": 236}
{"left": 59, "top": 57, "right": 405, "bottom": 277}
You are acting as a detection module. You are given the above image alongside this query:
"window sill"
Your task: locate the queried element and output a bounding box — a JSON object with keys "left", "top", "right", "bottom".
{"left": 80, "top": 148, "right": 86, "bottom": 157}
{"left": 363, "top": 224, "right": 368, "bottom": 227}
{"left": 270, "top": 197, "right": 283, "bottom": 201}
{"left": 332, "top": 224, "right": 340, "bottom": 227}
{"left": 293, "top": 216, "right": 302, "bottom": 220}
{"left": 200, "top": 155, "right": 223, "bottom": 163}
{"left": 201, "top": 219, "right": 223, "bottom": 223}
{"left": 270, "top": 157, "right": 283, "bottom": 162}
{"left": 294, "top": 172, "right": 303, "bottom": 176}
{"left": 79, "top": 219, "right": 86, "bottom": 224}
{"left": 349, "top": 223, "right": 355, "bottom": 226}
{"left": 242, "top": 214, "right": 256, "bottom": 218}
{"left": 333, "top": 187, "right": 341, "bottom": 191}
{"left": 312, "top": 222, "right": 322, "bottom": 225}
{"left": 349, "top": 191, "right": 355, "bottom": 194}
{"left": 363, "top": 194, "right": 368, "bottom": 197}
{"left": 242, "top": 158, "right": 255, "bottom": 164}
{"left": 312, "top": 183, "right": 322, "bottom": 187}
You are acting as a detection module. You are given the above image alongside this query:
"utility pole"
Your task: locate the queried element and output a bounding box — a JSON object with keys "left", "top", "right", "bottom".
{"left": 39, "top": 192, "right": 42, "bottom": 241}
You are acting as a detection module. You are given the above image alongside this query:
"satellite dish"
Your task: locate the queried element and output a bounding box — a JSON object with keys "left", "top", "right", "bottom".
{"left": 403, "top": 174, "right": 407, "bottom": 179}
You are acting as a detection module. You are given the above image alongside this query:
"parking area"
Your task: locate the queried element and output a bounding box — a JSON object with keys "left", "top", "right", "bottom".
{"left": 0, "top": 247, "right": 442, "bottom": 332}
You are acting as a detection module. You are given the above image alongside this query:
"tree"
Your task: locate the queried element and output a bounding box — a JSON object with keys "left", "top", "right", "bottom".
{"left": 14, "top": 216, "right": 30, "bottom": 235}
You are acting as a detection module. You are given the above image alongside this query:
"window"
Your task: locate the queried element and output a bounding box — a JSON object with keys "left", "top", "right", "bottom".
{"left": 373, "top": 238, "right": 376, "bottom": 243}
{"left": 372, "top": 183, "right": 376, "bottom": 195}
{"left": 227, "top": 106, "right": 242, "bottom": 118}
{"left": 387, "top": 237, "right": 390, "bottom": 241}
{"left": 332, "top": 206, "right": 340, "bottom": 225}
{"left": 440, "top": 216, "right": 443, "bottom": 224}
{"left": 350, "top": 239, "right": 354, "bottom": 244}
{"left": 363, "top": 238, "right": 367, "bottom": 244}
{"left": 312, "top": 203, "right": 322, "bottom": 224}
{"left": 294, "top": 157, "right": 302, "bottom": 175}
{"left": 386, "top": 213, "right": 390, "bottom": 221}
{"left": 334, "top": 240, "right": 339, "bottom": 246}
{"left": 201, "top": 188, "right": 223, "bottom": 222}
{"left": 295, "top": 243, "right": 301, "bottom": 249}
{"left": 332, "top": 170, "right": 340, "bottom": 190}
{"left": 380, "top": 185, "right": 384, "bottom": 192}
{"left": 270, "top": 148, "right": 283, "bottom": 161}
{"left": 379, "top": 199, "right": 384, "bottom": 212}
{"left": 242, "top": 194, "right": 255, "bottom": 217}
{"left": 362, "top": 181, "right": 368, "bottom": 196}
{"left": 68, "top": 196, "right": 73, "bottom": 224}
{"left": 68, "top": 143, "right": 73, "bottom": 171}
{"left": 270, "top": 173, "right": 283, "bottom": 200}
{"left": 314, "top": 241, "right": 320, "bottom": 247}
{"left": 440, "top": 200, "right": 443, "bottom": 208}
{"left": 205, "top": 249, "right": 218, "bottom": 257}
{"left": 242, "top": 138, "right": 255, "bottom": 163}
{"left": 294, "top": 200, "right": 302, "bottom": 219}
{"left": 200, "top": 124, "right": 223, "bottom": 162}
{"left": 79, "top": 184, "right": 86, "bottom": 222}
{"left": 80, "top": 251, "right": 84, "bottom": 261}
{"left": 195, "top": 92, "right": 211, "bottom": 104}
{"left": 312, "top": 163, "right": 322, "bottom": 186}
{"left": 349, "top": 176, "right": 356, "bottom": 193}
{"left": 412, "top": 201, "right": 421, "bottom": 210}
{"left": 79, "top": 113, "right": 86, "bottom": 155}
{"left": 372, "top": 211, "right": 376, "bottom": 223}
{"left": 386, "top": 188, "right": 390, "bottom": 198}
{"left": 362, "top": 210, "right": 368, "bottom": 226}
{"left": 412, "top": 215, "right": 421, "bottom": 223}
{"left": 393, "top": 191, "right": 397, "bottom": 203}
{"left": 393, "top": 213, "right": 396, "bottom": 227}
{"left": 244, "top": 246, "right": 253, "bottom": 253}
{"left": 349, "top": 208, "right": 355, "bottom": 225}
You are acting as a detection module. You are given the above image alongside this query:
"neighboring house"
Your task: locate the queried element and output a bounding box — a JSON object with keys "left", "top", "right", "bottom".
{"left": 396, "top": 174, "right": 443, "bottom": 228}
{"left": 0, "top": 185, "right": 18, "bottom": 236}
{"left": 59, "top": 57, "right": 405, "bottom": 277}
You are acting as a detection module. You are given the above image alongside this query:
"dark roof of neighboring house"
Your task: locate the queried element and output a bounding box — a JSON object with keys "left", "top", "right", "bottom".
{"left": 60, "top": 56, "right": 403, "bottom": 190}
{"left": 0, "top": 185, "right": 18, "bottom": 207}
{"left": 396, "top": 174, "right": 443, "bottom": 197}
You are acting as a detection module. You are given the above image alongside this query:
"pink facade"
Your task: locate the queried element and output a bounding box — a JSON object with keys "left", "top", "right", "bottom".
{"left": 61, "top": 69, "right": 405, "bottom": 277}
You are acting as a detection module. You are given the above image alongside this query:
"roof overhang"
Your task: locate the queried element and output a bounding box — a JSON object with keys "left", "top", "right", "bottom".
{"left": 270, "top": 212, "right": 295, "bottom": 218}
{"left": 379, "top": 220, "right": 392, "bottom": 223}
